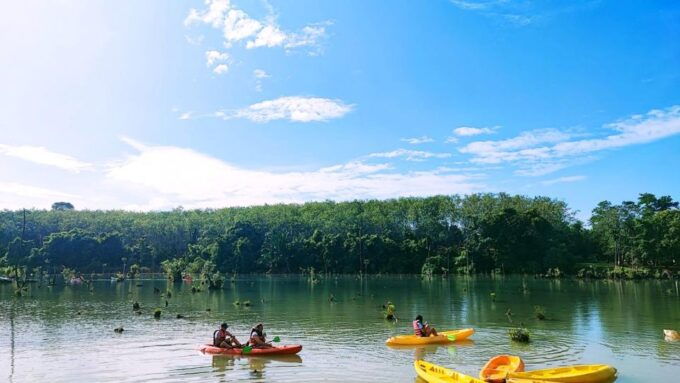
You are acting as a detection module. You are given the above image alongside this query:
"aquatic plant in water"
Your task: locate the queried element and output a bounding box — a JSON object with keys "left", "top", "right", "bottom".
{"left": 509, "top": 327, "right": 530, "bottom": 343}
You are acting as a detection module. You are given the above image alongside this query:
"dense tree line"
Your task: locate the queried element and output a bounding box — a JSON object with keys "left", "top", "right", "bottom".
{"left": 0, "top": 193, "right": 677, "bottom": 278}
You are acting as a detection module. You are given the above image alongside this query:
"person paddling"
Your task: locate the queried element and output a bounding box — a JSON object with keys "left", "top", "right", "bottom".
{"left": 248, "top": 323, "right": 273, "bottom": 349}
{"left": 413, "top": 315, "right": 438, "bottom": 337}
{"left": 213, "top": 322, "right": 242, "bottom": 349}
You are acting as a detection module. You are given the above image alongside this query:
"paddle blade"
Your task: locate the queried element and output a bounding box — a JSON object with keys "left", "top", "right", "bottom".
{"left": 447, "top": 334, "right": 457, "bottom": 341}
{"left": 242, "top": 345, "right": 252, "bottom": 354}
{"left": 273, "top": 336, "right": 281, "bottom": 342}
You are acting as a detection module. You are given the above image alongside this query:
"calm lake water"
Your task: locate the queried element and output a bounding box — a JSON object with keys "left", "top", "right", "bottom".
{"left": 1, "top": 276, "right": 678, "bottom": 382}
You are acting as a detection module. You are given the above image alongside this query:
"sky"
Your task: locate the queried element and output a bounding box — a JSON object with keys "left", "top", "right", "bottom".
{"left": 0, "top": 0, "right": 679, "bottom": 221}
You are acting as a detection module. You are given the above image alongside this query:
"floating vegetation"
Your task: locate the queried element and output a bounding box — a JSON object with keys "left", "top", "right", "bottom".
{"left": 534, "top": 305, "right": 546, "bottom": 320}
{"left": 382, "top": 301, "right": 396, "bottom": 320}
{"left": 153, "top": 308, "right": 162, "bottom": 319}
{"left": 509, "top": 327, "right": 530, "bottom": 343}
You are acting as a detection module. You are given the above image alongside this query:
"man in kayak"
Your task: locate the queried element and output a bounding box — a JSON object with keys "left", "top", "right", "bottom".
{"left": 248, "top": 323, "right": 273, "bottom": 348}
{"left": 413, "top": 315, "right": 438, "bottom": 337}
{"left": 213, "top": 323, "right": 242, "bottom": 349}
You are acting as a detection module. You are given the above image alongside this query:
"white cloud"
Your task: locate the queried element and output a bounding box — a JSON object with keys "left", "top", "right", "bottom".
{"left": 185, "top": 0, "right": 329, "bottom": 68}
{"left": 205, "top": 50, "right": 229, "bottom": 66}
{"left": 179, "top": 112, "right": 193, "bottom": 120}
{"left": 400, "top": 136, "right": 434, "bottom": 145}
{"left": 253, "top": 69, "right": 270, "bottom": 79}
{"left": 213, "top": 64, "right": 229, "bottom": 74}
{"left": 453, "top": 126, "right": 498, "bottom": 136}
{"left": 459, "top": 128, "right": 575, "bottom": 164}
{"left": 0, "top": 144, "right": 92, "bottom": 173}
{"left": 0, "top": 182, "right": 78, "bottom": 200}
{"left": 184, "top": 0, "right": 231, "bottom": 28}
{"left": 369, "top": 149, "right": 451, "bottom": 162}
{"left": 445, "top": 136, "right": 459, "bottom": 144}
{"left": 541, "top": 175, "right": 586, "bottom": 186}
{"left": 459, "top": 105, "right": 680, "bottom": 175}
{"left": 107, "top": 138, "right": 483, "bottom": 209}
{"left": 216, "top": 96, "right": 352, "bottom": 123}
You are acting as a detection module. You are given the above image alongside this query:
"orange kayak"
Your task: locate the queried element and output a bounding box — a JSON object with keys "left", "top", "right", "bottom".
{"left": 480, "top": 355, "right": 525, "bottom": 382}
{"left": 199, "top": 344, "right": 302, "bottom": 356}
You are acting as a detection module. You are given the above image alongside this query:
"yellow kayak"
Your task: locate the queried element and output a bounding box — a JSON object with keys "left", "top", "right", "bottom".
{"left": 414, "top": 360, "right": 486, "bottom": 383}
{"left": 507, "top": 364, "right": 617, "bottom": 383}
{"left": 386, "top": 328, "right": 475, "bottom": 346}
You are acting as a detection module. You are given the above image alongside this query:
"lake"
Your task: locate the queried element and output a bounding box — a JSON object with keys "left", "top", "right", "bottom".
{"left": 1, "top": 276, "right": 678, "bottom": 382}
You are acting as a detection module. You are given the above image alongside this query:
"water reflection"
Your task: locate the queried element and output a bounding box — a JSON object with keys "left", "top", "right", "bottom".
{"left": 1, "top": 275, "right": 678, "bottom": 382}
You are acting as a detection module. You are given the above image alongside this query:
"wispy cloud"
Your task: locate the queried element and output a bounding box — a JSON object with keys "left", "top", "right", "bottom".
{"left": 0, "top": 144, "right": 92, "bottom": 173}
{"left": 185, "top": 0, "right": 329, "bottom": 72}
{"left": 0, "top": 182, "right": 78, "bottom": 200}
{"left": 107, "top": 138, "right": 482, "bottom": 209}
{"left": 214, "top": 96, "right": 353, "bottom": 123}
{"left": 449, "top": 0, "right": 601, "bottom": 26}
{"left": 541, "top": 175, "right": 586, "bottom": 186}
{"left": 253, "top": 69, "right": 270, "bottom": 92}
{"left": 453, "top": 126, "right": 499, "bottom": 136}
{"left": 460, "top": 105, "right": 680, "bottom": 175}
{"left": 369, "top": 149, "right": 451, "bottom": 162}
{"left": 400, "top": 136, "right": 434, "bottom": 145}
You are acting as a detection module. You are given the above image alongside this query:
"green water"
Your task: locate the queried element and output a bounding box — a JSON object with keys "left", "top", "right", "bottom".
{"left": 1, "top": 276, "right": 678, "bottom": 382}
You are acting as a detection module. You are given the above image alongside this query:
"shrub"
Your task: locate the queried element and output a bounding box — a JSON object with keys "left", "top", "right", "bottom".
{"left": 509, "top": 327, "right": 530, "bottom": 343}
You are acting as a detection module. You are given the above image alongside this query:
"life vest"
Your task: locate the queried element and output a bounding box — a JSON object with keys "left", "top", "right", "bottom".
{"left": 413, "top": 320, "right": 423, "bottom": 336}
{"left": 213, "top": 329, "right": 226, "bottom": 346}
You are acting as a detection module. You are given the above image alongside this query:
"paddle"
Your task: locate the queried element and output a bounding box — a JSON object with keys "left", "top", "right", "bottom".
{"left": 447, "top": 334, "right": 457, "bottom": 341}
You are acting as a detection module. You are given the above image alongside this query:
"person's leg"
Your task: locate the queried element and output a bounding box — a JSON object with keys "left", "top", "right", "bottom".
{"left": 431, "top": 327, "right": 438, "bottom": 336}
{"left": 219, "top": 340, "right": 233, "bottom": 349}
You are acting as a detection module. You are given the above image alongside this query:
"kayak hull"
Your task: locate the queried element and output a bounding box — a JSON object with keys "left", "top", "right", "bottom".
{"left": 386, "top": 328, "right": 475, "bottom": 346}
{"left": 414, "top": 360, "right": 486, "bottom": 383}
{"left": 480, "top": 355, "right": 525, "bottom": 382}
{"left": 199, "top": 344, "right": 302, "bottom": 356}
{"left": 508, "top": 364, "right": 617, "bottom": 383}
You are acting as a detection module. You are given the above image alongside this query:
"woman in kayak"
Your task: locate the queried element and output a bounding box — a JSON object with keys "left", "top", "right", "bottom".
{"left": 213, "top": 323, "right": 242, "bottom": 349}
{"left": 413, "top": 315, "right": 438, "bottom": 337}
{"left": 248, "top": 323, "right": 273, "bottom": 348}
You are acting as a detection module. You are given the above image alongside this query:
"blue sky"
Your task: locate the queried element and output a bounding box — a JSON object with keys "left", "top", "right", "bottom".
{"left": 0, "top": 0, "right": 678, "bottom": 221}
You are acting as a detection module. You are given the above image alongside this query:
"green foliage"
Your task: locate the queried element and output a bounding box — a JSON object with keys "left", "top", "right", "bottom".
{"left": 51, "top": 202, "right": 74, "bottom": 211}
{"left": 161, "top": 258, "right": 186, "bottom": 281}
{"left": 0, "top": 193, "right": 676, "bottom": 277}
{"left": 508, "top": 327, "right": 530, "bottom": 343}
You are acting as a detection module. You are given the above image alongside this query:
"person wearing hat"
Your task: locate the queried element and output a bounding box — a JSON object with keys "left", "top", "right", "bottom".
{"left": 213, "top": 322, "right": 242, "bottom": 349}
{"left": 248, "top": 323, "right": 273, "bottom": 349}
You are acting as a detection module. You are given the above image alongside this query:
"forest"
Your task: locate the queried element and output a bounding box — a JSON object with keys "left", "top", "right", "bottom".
{"left": 1, "top": 193, "right": 678, "bottom": 279}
